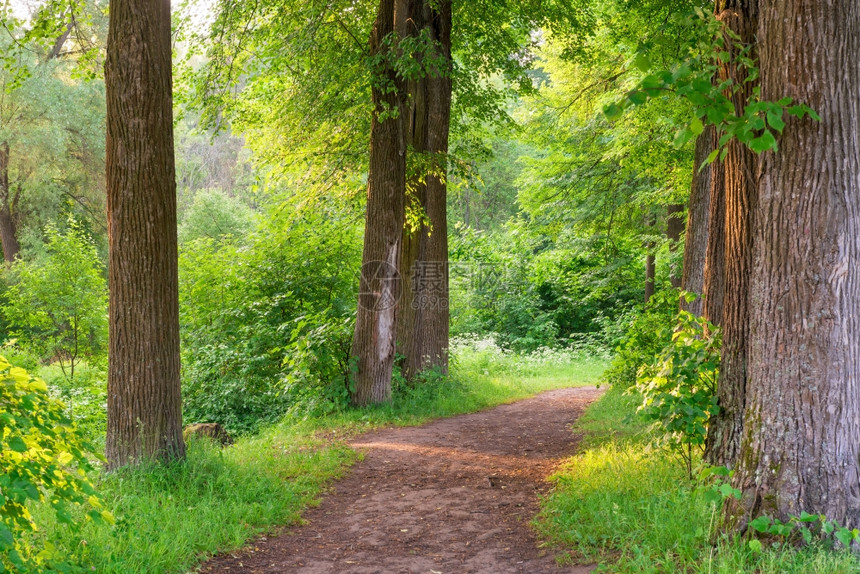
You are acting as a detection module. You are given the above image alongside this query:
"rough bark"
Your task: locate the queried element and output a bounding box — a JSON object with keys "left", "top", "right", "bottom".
{"left": 104, "top": 0, "right": 185, "bottom": 469}
{"left": 414, "top": 0, "right": 452, "bottom": 376}
{"left": 680, "top": 128, "right": 714, "bottom": 317}
{"left": 727, "top": 0, "right": 860, "bottom": 532}
{"left": 396, "top": 0, "right": 428, "bottom": 378}
{"left": 667, "top": 203, "right": 685, "bottom": 289}
{"left": 705, "top": 0, "right": 759, "bottom": 468}
{"left": 644, "top": 253, "right": 655, "bottom": 304}
{"left": 351, "top": 0, "right": 407, "bottom": 405}
{"left": 702, "top": 131, "right": 726, "bottom": 325}
{"left": 0, "top": 142, "right": 20, "bottom": 263}
{"left": 398, "top": 0, "right": 452, "bottom": 379}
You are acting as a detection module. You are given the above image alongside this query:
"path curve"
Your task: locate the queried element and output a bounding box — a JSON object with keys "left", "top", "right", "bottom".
{"left": 201, "top": 386, "right": 603, "bottom": 574}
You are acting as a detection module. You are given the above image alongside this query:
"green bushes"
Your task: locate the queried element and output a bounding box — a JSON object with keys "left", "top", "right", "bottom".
{"left": 635, "top": 309, "right": 720, "bottom": 478}
{"left": 178, "top": 199, "right": 361, "bottom": 432}
{"left": 537, "top": 386, "right": 860, "bottom": 573}
{"left": 0, "top": 356, "right": 108, "bottom": 572}
{"left": 449, "top": 223, "right": 642, "bottom": 352}
{"left": 602, "top": 289, "right": 678, "bottom": 387}
{"left": 2, "top": 218, "right": 108, "bottom": 379}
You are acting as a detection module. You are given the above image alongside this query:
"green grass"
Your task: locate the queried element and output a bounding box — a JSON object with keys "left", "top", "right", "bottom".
{"left": 27, "top": 345, "right": 606, "bottom": 573}
{"left": 536, "top": 386, "right": 860, "bottom": 573}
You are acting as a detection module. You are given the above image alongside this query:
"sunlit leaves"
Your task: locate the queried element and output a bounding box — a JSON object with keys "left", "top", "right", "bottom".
{"left": 600, "top": 8, "right": 820, "bottom": 163}
{"left": 0, "top": 356, "right": 106, "bottom": 571}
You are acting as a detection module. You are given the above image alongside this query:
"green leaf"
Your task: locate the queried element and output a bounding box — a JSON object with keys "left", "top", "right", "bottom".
{"left": 690, "top": 116, "right": 704, "bottom": 136}
{"left": 6, "top": 436, "right": 27, "bottom": 453}
{"left": 603, "top": 103, "right": 623, "bottom": 121}
{"left": 748, "top": 539, "right": 763, "bottom": 553}
{"left": 673, "top": 127, "right": 694, "bottom": 148}
{"left": 633, "top": 53, "right": 651, "bottom": 73}
{"left": 701, "top": 149, "right": 720, "bottom": 169}
{"left": 835, "top": 527, "right": 856, "bottom": 548}
{"left": 627, "top": 90, "right": 648, "bottom": 105}
{"left": 766, "top": 109, "right": 786, "bottom": 133}
{"left": 749, "top": 130, "right": 777, "bottom": 154}
{"left": 749, "top": 515, "right": 771, "bottom": 533}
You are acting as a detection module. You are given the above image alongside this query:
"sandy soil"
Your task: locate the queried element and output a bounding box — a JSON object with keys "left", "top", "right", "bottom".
{"left": 199, "top": 386, "right": 603, "bottom": 574}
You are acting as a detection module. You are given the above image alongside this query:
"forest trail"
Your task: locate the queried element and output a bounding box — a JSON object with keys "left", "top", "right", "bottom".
{"left": 200, "top": 387, "right": 603, "bottom": 574}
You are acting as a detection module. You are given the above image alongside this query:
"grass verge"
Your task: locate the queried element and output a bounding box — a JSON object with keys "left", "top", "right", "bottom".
{"left": 536, "top": 386, "right": 860, "bottom": 573}
{"left": 29, "top": 345, "right": 606, "bottom": 573}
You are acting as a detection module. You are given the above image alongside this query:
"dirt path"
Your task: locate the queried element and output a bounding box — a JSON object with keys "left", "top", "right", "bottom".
{"left": 200, "top": 386, "right": 603, "bottom": 574}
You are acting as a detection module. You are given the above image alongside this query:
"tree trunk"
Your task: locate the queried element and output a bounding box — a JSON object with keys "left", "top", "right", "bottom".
{"left": 399, "top": 0, "right": 452, "bottom": 379}
{"left": 702, "top": 129, "right": 726, "bottom": 326}
{"left": 705, "top": 0, "right": 759, "bottom": 468}
{"left": 104, "top": 0, "right": 185, "bottom": 469}
{"left": 0, "top": 142, "right": 20, "bottom": 263}
{"left": 667, "top": 203, "right": 685, "bottom": 289}
{"left": 396, "top": 0, "right": 428, "bottom": 379}
{"left": 644, "top": 213, "right": 656, "bottom": 304}
{"left": 680, "top": 127, "right": 714, "bottom": 316}
{"left": 644, "top": 254, "right": 655, "bottom": 304}
{"left": 726, "top": 0, "right": 860, "bottom": 532}
{"left": 351, "top": 0, "right": 407, "bottom": 405}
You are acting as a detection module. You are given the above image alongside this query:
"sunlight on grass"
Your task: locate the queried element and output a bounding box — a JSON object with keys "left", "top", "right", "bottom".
{"left": 29, "top": 344, "right": 606, "bottom": 573}
{"left": 537, "top": 386, "right": 860, "bottom": 574}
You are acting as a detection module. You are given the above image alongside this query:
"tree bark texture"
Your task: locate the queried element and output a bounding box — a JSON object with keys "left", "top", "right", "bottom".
{"left": 667, "top": 203, "right": 685, "bottom": 289}
{"left": 396, "top": 0, "right": 428, "bottom": 379}
{"left": 680, "top": 128, "right": 714, "bottom": 317}
{"left": 644, "top": 253, "right": 656, "bottom": 304}
{"left": 702, "top": 146, "right": 726, "bottom": 325}
{"left": 705, "top": 0, "right": 759, "bottom": 468}
{"left": 397, "top": 0, "right": 452, "bottom": 379}
{"left": 727, "top": 0, "right": 860, "bottom": 532}
{"left": 0, "top": 142, "right": 20, "bottom": 263}
{"left": 104, "top": 0, "right": 185, "bottom": 469}
{"left": 351, "top": 0, "right": 407, "bottom": 405}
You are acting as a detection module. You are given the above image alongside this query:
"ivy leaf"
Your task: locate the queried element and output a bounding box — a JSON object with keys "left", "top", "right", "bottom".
{"left": 835, "top": 527, "right": 858, "bottom": 548}
{"left": 748, "top": 539, "right": 763, "bottom": 553}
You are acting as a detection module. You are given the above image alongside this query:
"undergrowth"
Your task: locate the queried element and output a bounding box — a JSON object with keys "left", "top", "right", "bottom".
{"left": 27, "top": 341, "right": 605, "bottom": 573}
{"left": 536, "top": 386, "right": 860, "bottom": 573}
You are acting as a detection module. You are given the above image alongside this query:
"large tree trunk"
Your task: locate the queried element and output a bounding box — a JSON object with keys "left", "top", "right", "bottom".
{"left": 680, "top": 128, "right": 714, "bottom": 317}
{"left": 705, "top": 0, "right": 759, "bottom": 468}
{"left": 398, "top": 0, "right": 452, "bottom": 379}
{"left": 726, "top": 0, "right": 860, "bottom": 532}
{"left": 667, "top": 203, "right": 685, "bottom": 289}
{"left": 0, "top": 142, "right": 20, "bottom": 263}
{"left": 702, "top": 130, "right": 726, "bottom": 326}
{"left": 351, "top": 0, "right": 407, "bottom": 405}
{"left": 104, "top": 0, "right": 185, "bottom": 469}
{"left": 396, "top": 0, "right": 429, "bottom": 379}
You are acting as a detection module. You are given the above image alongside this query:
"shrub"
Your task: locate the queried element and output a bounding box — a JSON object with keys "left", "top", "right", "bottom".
{"left": 0, "top": 356, "right": 109, "bottom": 572}
{"left": 179, "top": 198, "right": 361, "bottom": 432}
{"left": 635, "top": 309, "right": 720, "bottom": 478}
{"left": 602, "top": 289, "right": 679, "bottom": 387}
{"left": 2, "top": 217, "right": 108, "bottom": 378}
